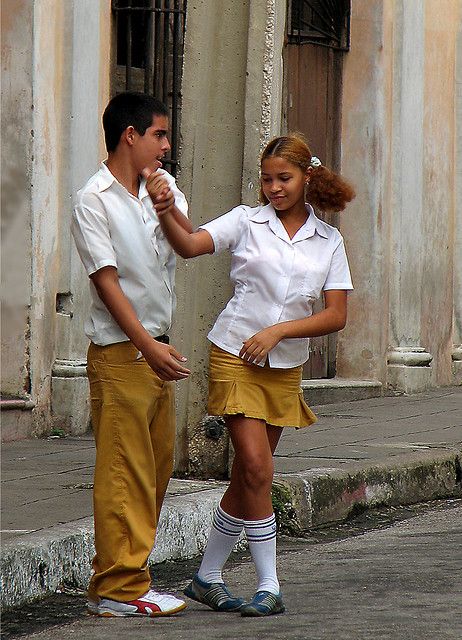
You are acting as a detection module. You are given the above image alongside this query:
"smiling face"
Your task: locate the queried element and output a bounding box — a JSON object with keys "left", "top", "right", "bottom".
{"left": 130, "top": 114, "right": 171, "bottom": 173}
{"left": 260, "top": 156, "right": 309, "bottom": 214}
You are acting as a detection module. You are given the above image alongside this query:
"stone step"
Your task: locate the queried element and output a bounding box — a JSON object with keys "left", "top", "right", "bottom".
{"left": 302, "top": 378, "right": 383, "bottom": 406}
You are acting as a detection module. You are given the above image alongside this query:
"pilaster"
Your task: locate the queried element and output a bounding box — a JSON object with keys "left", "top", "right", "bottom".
{"left": 386, "top": 1, "right": 432, "bottom": 392}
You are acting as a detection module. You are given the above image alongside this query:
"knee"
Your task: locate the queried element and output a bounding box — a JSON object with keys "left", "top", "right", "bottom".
{"left": 238, "top": 456, "right": 274, "bottom": 493}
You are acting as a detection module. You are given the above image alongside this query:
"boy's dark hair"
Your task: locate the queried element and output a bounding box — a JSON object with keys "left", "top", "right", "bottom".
{"left": 102, "top": 91, "right": 169, "bottom": 152}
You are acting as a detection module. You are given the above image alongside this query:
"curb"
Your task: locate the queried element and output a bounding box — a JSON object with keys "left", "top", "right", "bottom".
{"left": 0, "top": 488, "right": 223, "bottom": 611}
{"left": 273, "top": 447, "right": 462, "bottom": 532}
{"left": 2, "top": 449, "right": 461, "bottom": 610}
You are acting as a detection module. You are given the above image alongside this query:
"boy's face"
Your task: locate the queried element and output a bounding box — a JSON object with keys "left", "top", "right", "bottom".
{"left": 132, "top": 114, "right": 171, "bottom": 173}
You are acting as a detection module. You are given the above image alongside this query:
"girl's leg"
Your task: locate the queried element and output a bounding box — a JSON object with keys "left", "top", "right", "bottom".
{"left": 196, "top": 417, "right": 281, "bottom": 584}
{"left": 222, "top": 417, "right": 283, "bottom": 597}
{"left": 221, "top": 417, "right": 283, "bottom": 520}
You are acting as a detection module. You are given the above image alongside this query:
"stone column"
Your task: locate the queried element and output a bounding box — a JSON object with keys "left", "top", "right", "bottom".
{"left": 174, "top": 0, "right": 251, "bottom": 477}
{"left": 51, "top": 0, "right": 111, "bottom": 434}
{"left": 241, "top": 0, "right": 286, "bottom": 205}
{"left": 386, "top": 1, "right": 433, "bottom": 393}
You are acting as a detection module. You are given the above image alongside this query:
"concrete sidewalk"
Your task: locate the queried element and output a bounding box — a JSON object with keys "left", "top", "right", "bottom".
{"left": 1, "top": 387, "right": 461, "bottom": 609}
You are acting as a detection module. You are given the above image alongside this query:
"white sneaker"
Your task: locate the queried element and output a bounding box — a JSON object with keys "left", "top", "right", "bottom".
{"left": 88, "top": 589, "right": 187, "bottom": 617}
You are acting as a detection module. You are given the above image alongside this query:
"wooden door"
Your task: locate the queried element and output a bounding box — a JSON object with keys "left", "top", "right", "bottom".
{"left": 285, "top": 43, "right": 343, "bottom": 379}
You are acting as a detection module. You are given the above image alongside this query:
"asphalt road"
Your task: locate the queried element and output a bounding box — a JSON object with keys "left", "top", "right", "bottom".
{"left": 4, "top": 499, "right": 462, "bottom": 640}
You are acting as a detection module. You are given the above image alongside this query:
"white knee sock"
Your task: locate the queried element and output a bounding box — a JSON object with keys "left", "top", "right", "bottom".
{"left": 197, "top": 504, "right": 244, "bottom": 584}
{"left": 244, "top": 513, "right": 279, "bottom": 595}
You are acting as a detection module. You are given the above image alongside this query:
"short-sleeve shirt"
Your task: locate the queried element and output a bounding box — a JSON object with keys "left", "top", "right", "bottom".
{"left": 200, "top": 203, "right": 353, "bottom": 368}
{"left": 72, "top": 163, "right": 188, "bottom": 346}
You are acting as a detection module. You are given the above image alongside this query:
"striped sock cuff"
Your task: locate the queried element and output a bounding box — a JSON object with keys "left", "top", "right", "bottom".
{"left": 212, "top": 505, "right": 244, "bottom": 538}
{"left": 244, "top": 513, "right": 277, "bottom": 543}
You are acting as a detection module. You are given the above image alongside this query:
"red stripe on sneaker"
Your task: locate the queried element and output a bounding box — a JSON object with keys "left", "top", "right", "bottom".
{"left": 130, "top": 600, "right": 161, "bottom": 615}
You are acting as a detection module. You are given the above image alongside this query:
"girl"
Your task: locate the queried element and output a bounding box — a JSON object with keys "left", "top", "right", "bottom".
{"left": 145, "top": 134, "right": 355, "bottom": 616}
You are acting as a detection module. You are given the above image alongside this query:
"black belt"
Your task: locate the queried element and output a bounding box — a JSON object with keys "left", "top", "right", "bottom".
{"left": 155, "top": 334, "right": 170, "bottom": 344}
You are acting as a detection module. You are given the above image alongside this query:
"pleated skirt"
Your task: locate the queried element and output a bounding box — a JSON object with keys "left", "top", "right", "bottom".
{"left": 207, "top": 344, "right": 317, "bottom": 428}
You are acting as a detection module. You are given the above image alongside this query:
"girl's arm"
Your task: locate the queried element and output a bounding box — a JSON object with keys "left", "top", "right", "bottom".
{"left": 240, "top": 290, "right": 347, "bottom": 364}
{"left": 144, "top": 171, "right": 214, "bottom": 257}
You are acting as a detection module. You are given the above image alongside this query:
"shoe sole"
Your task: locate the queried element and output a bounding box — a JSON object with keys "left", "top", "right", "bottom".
{"left": 241, "top": 604, "right": 285, "bottom": 617}
{"left": 183, "top": 585, "right": 243, "bottom": 613}
{"left": 88, "top": 602, "right": 187, "bottom": 617}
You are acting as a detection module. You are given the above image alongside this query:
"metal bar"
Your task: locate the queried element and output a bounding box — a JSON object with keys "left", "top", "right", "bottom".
{"left": 287, "top": 37, "right": 349, "bottom": 52}
{"left": 170, "top": 0, "right": 181, "bottom": 175}
{"left": 144, "top": 0, "right": 155, "bottom": 92}
{"left": 154, "top": 0, "right": 163, "bottom": 97}
{"left": 297, "top": 19, "right": 338, "bottom": 41}
{"left": 113, "top": 6, "right": 185, "bottom": 13}
{"left": 126, "top": 0, "right": 133, "bottom": 88}
{"left": 304, "top": 0, "right": 336, "bottom": 36}
{"left": 163, "top": 0, "right": 169, "bottom": 104}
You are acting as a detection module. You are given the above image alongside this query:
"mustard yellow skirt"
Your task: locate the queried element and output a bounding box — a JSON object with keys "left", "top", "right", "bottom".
{"left": 207, "top": 344, "right": 317, "bottom": 428}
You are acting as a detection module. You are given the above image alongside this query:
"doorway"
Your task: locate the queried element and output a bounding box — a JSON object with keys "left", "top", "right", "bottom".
{"left": 284, "top": 0, "right": 350, "bottom": 379}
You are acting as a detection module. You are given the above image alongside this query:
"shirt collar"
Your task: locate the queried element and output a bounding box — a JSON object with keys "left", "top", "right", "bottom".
{"left": 251, "top": 203, "right": 329, "bottom": 241}
{"left": 94, "top": 162, "right": 118, "bottom": 192}
{"left": 96, "top": 163, "right": 151, "bottom": 201}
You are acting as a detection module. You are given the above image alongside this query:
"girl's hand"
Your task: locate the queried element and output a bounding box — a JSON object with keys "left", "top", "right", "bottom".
{"left": 239, "top": 325, "right": 283, "bottom": 364}
{"left": 142, "top": 168, "right": 175, "bottom": 215}
{"left": 154, "top": 189, "right": 175, "bottom": 215}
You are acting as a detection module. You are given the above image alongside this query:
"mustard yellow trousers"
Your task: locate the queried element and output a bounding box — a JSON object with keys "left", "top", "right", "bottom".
{"left": 86, "top": 341, "right": 175, "bottom": 602}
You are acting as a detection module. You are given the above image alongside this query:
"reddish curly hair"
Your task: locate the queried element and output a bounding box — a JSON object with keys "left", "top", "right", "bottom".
{"left": 259, "top": 133, "right": 355, "bottom": 212}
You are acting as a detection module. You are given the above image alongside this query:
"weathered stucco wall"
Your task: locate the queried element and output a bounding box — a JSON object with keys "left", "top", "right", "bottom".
{"left": 1, "top": 1, "right": 34, "bottom": 403}
{"left": 1, "top": 0, "right": 111, "bottom": 440}
{"left": 174, "top": 0, "right": 251, "bottom": 476}
{"left": 420, "top": 0, "right": 458, "bottom": 386}
{"left": 454, "top": 0, "right": 462, "bottom": 383}
{"left": 336, "top": 0, "right": 391, "bottom": 383}
{"left": 338, "top": 0, "right": 460, "bottom": 392}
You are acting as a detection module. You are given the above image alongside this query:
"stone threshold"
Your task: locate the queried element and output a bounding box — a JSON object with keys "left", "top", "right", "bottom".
{"left": 301, "top": 378, "right": 383, "bottom": 405}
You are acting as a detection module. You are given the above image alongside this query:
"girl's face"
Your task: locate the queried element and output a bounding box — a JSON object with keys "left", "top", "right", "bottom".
{"left": 261, "top": 156, "right": 308, "bottom": 214}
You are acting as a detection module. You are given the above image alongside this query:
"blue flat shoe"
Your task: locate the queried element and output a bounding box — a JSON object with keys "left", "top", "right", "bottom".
{"left": 240, "top": 590, "right": 285, "bottom": 617}
{"left": 184, "top": 574, "right": 245, "bottom": 612}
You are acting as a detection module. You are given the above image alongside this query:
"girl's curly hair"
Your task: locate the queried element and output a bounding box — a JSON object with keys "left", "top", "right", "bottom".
{"left": 259, "top": 133, "right": 355, "bottom": 212}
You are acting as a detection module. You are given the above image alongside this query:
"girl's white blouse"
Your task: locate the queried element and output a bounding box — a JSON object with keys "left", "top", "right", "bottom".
{"left": 200, "top": 203, "right": 353, "bottom": 368}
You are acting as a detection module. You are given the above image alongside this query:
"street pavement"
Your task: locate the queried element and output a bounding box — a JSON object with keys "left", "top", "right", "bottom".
{"left": 5, "top": 499, "right": 462, "bottom": 640}
{"left": 1, "top": 386, "right": 461, "bottom": 610}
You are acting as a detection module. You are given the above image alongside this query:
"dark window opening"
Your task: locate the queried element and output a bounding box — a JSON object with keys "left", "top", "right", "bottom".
{"left": 288, "top": 0, "right": 350, "bottom": 51}
{"left": 112, "top": 0, "right": 187, "bottom": 175}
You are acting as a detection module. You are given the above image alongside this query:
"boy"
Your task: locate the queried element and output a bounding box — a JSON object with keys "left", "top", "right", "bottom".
{"left": 72, "top": 91, "right": 191, "bottom": 617}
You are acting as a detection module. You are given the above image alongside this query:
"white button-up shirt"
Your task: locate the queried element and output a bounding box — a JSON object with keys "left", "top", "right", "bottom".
{"left": 72, "top": 163, "right": 188, "bottom": 346}
{"left": 200, "top": 203, "right": 353, "bottom": 368}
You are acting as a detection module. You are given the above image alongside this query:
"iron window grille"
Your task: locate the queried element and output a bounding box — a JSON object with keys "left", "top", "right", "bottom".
{"left": 112, "top": 0, "right": 187, "bottom": 176}
{"left": 288, "top": 0, "right": 350, "bottom": 51}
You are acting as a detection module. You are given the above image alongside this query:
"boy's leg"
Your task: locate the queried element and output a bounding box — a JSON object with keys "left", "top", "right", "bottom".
{"left": 87, "top": 341, "right": 173, "bottom": 603}
{"left": 147, "top": 377, "right": 175, "bottom": 526}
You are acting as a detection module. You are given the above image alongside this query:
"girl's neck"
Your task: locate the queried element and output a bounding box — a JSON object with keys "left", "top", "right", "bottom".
{"left": 276, "top": 202, "right": 309, "bottom": 239}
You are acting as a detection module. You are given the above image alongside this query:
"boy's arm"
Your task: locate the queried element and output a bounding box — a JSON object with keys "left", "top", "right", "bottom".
{"left": 90, "top": 266, "right": 190, "bottom": 381}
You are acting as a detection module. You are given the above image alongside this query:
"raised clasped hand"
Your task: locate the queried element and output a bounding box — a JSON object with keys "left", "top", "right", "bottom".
{"left": 141, "top": 168, "right": 175, "bottom": 215}
{"left": 239, "top": 326, "right": 282, "bottom": 365}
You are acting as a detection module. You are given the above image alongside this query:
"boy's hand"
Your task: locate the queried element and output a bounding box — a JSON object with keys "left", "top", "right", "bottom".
{"left": 239, "top": 326, "right": 283, "bottom": 364}
{"left": 142, "top": 338, "right": 191, "bottom": 381}
{"left": 142, "top": 168, "right": 174, "bottom": 215}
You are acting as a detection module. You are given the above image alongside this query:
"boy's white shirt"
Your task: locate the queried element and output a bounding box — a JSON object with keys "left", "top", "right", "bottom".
{"left": 200, "top": 203, "right": 353, "bottom": 368}
{"left": 72, "top": 163, "right": 188, "bottom": 346}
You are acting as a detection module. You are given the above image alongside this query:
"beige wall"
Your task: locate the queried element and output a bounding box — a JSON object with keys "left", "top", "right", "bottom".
{"left": 1, "top": 0, "right": 111, "bottom": 440}
{"left": 1, "top": 0, "right": 34, "bottom": 405}
{"left": 338, "top": 0, "right": 460, "bottom": 392}
{"left": 3, "top": 0, "right": 460, "bottom": 455}
{"left": 174, "top": 0, "right": 251, "bottom": 476}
